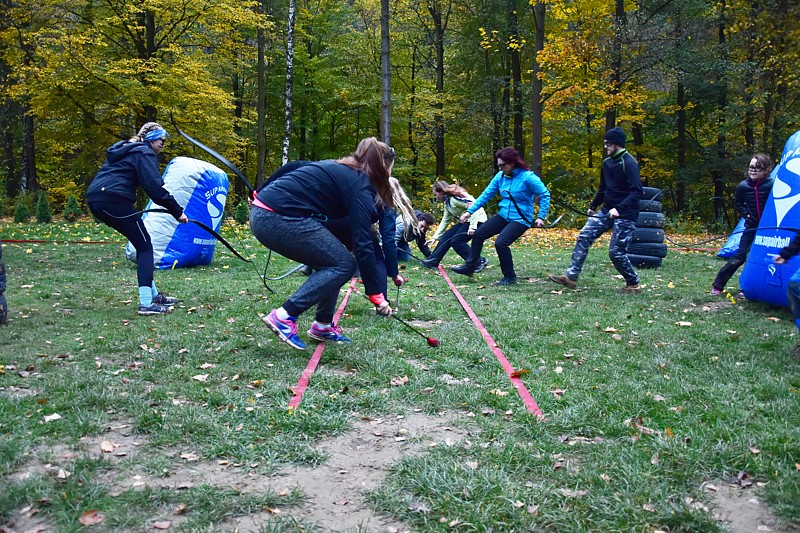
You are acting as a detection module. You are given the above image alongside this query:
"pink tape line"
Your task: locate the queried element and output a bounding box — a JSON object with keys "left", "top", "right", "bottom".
{"left": 439, "top": 267, "right": 544, "bottom": 419}
{"left": 288, "top": 278, "right": 356, "bottom": 411}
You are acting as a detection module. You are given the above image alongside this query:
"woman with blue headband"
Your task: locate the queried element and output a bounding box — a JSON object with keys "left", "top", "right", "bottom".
{"left": 86, "top": 122, "right": 188, "bottom": 315}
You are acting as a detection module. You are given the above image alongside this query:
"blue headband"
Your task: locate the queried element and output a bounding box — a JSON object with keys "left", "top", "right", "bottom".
{"left": 144, "top": 128, "right": 170, "bottom": 141}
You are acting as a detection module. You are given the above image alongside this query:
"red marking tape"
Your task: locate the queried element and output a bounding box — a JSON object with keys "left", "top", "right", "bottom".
{"left": 439, "top": 267, "right": 544, "bottom": 419}
{"left": 288, "top": 278, "right": 356, "bottom": 412}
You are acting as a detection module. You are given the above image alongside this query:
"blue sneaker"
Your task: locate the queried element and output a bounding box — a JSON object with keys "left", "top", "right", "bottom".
{"left": 308, "top": 322, "right": 351, "bottom": 343}
{"left": 262, "top": 310, "right": 306, "bottom": 350}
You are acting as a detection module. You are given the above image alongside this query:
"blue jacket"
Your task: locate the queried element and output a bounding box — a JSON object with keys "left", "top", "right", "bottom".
{"left": 468, "top": 167, "right": 550, "bottom": 227}
{"left": 86, "top": 141, "right": 183, "bottom": 218}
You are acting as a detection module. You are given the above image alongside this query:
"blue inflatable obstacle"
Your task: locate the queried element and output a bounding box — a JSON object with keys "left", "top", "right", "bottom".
{"left": 126, "top": 157, "right": 229, "bottom": 269}
{"left": 718, "top": 217, "right": 746, "bottom": 258}
{"left": 739, "top": 131, "right": 800, "bottom": 306}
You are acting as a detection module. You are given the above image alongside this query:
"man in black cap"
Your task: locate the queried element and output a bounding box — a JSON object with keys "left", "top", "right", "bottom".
{"left": 548, "top": 126, "right": 644, "bottom": 292}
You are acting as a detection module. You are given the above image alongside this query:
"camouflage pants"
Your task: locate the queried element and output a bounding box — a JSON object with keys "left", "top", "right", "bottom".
{"left": 565, "top": 212, "right": 639, "bottom": 286}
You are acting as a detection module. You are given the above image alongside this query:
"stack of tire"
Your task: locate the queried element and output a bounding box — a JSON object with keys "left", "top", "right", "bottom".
{"left": 0, "top": 241, "right": 7, "bottom": 324}
{"left": 627, "top": 187, "right": 667, "bottom": 268}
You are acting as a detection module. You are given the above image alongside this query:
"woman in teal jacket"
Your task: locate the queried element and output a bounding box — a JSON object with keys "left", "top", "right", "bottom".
{"left": 451, "top": 147, "right": 550, "bottom": 286}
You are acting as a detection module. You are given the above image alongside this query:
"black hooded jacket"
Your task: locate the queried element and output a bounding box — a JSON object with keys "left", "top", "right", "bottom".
{"left": 734, "top": 175, "right": 773, "bottom": 228}
{"left": 86, "top": 141, "right": 183, "bottom": 218}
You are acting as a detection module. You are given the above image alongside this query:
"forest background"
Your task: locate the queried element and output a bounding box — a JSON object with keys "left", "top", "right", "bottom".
{"left": 1, "top": 0, "right": 798, "bottom": 229}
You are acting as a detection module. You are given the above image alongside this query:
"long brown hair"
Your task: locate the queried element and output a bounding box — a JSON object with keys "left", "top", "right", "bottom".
{"left": 433, "top": 180, "right": 470, "bottom": 199}
{"left": 337, "top": 137, "right": 395, "bottom": 208}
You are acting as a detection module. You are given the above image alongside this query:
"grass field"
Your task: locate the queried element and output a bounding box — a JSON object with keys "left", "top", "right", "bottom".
{"left": 1, "top": 220, "right": 798, "bottom": 532}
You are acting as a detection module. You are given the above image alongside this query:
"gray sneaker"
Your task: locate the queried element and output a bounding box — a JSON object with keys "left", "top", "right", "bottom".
{"left": 138, "top": 302, "right": 172, "bottom": 315}
{"left": 152, "top": 292, "right": 179, "bottom": 306}
{"left": 475, "top": 257, "right": 489, "bottom": 273}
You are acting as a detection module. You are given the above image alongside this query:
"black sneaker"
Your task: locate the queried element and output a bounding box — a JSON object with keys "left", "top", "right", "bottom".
{"left": 138, "top": 303, "right": 172, "bottom": 315}
{"left": 152, "top": 292, "right": 179, "bottom": 306}
{"left": 419, "top": 258, "right": 439, "bottom": 269}
{"left": 450, "top": 263, "right": 476, "bottom": 277}
{"left": 495, "top": 276, "right": 517, "bottom": 286}
{"left": 474, "top": 257, "right": 489, "bottom": 273}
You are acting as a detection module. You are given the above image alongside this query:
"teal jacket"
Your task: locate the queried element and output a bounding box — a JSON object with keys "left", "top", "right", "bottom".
{"left": 468, "top": 167, "right": 550, "bottom": 227}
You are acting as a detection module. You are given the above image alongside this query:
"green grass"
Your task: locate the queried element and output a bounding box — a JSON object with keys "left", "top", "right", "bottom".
{"left": 1, "top": 221, "right": 799, "bottom": 532}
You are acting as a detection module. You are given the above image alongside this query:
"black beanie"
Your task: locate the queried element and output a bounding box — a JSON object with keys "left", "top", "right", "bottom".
{"left": 604, "top": 126, "right": 626, "bottom": 147}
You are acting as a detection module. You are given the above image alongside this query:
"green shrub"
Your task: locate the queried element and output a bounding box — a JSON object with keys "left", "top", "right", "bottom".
{"left": 13, "top": 200, "right": 30, "bottom": 223}
{"left": 234, "top": 201, "right": 249, "bottom": 225}
{"left": 36, "top": 191, "right": 53, "bottom": 223}
{"left": 63, "top": 194, "right": 83, "bottom": 222}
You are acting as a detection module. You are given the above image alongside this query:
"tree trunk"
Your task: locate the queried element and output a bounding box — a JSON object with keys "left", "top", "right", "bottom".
{"left": 530, "top": 0, "right": 545, "bottom": 177}
{"left": 429, "top": 3, "right": 446, "bottom": 178}
{"left": 509, "top": 0, "right": 523, "bottom": 154}
{"left": 256, "top": 0, "right": 268, "bottom": 187}
{"left": 380, "top": 0, "right": 391, "bottom": 145}
{"left": 21, "top": 107, "right": 37, "bottom": 192}
{"left": 605, "top": 0, "right": 626, "bottom": 129}
{"left": 712, "top": 1, "right": 728, "bottom": 225}
{"left": 282, "top": 0, "right": 296, "bottom": 165}
{"left": 676, "top": 82, "right": 687, "bottom": 212}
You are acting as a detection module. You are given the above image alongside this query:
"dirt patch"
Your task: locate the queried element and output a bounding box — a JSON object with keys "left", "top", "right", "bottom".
{"left": 708, "top": 482, "right": 797, "bottom": 533}
{"left": 226, "top": 411, "right": 470, "bottom": 532}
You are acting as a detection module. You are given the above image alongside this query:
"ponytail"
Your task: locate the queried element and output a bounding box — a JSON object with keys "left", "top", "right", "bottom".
{"left": 337, "top": 137, "right": 394, "bottom": 208}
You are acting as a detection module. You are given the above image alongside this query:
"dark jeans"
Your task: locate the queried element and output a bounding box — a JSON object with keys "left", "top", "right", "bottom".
{"left": 250, "top": 207, "right": 355, "bottom": 323}
{"left": 427, "top": 222, "right": 474, "bottom": 265}
{"left": 454, "top": 215, "right": 527, "bottom": 278}
{"left": 713, "top": 226, "right": 756, "bottom": 291}
{"left": 89, "top": 200, "right": 154, "bottom": 288}
{"left": 565, "top": 212, "right": 638, "bottom": 286}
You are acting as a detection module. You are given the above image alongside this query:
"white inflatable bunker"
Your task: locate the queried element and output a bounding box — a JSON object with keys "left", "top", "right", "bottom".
{"left": 126, "top": 157, "right": 229, "bottom": 269}
{"left": 739, "top": 131, "right": 800, "bottom": 306}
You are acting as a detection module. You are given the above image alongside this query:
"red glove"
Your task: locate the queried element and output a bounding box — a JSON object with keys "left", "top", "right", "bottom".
{"left": 368, "top": 293, "right": 392, "bottom": 316}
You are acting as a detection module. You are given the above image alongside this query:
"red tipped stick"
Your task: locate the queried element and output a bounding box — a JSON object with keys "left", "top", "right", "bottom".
{"left": 351, "top": 287, "right": 440, "bottom": 348}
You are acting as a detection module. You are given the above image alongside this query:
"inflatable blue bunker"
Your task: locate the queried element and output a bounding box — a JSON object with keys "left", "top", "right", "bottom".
{"left": 126, "top": 157, "right": 229, "bottom": 269}
{"left": 739, "top": 131, "right": 800, "bottom": 306}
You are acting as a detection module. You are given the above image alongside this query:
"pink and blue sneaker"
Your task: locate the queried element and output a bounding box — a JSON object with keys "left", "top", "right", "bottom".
{"left": 262, "top": 310, "right": 306, "bottom": 350}
{"left": 308, "top": 322, "right": 351, "bottom": 344}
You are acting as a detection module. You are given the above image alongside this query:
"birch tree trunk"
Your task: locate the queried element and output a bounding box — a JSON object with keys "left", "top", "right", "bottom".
{"left": 282, "top": 0, "right": 296, "bottom": 165}
{"left": 380, "top": 0, "right": 391, "bottom": 145}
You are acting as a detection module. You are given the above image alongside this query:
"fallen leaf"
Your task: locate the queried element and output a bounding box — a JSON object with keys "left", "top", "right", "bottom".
{"left": 560, "top": 489, "right": 588, "bottom": 498}
{"left": 489, "top": 389, "right": 509, "bottom": 396}
{"left": 180, "top": 452, "right": 200, "bottom": 461}
{"left": 749, "top": 447, "right": 760, "bottom": 454}
{"left": 43, "top": 413, "right": 62, "bottom": 422}
{"left": 173, "top": 504, "right": 187, "bottom": 515}
{"left": 408, "top": 501, "right": 431, "bottom": 513}
{"left": 512, "top": 500, "right": 524, "bottom": 508}
{"left": 527, "top": 504, "right": 539, "bottom": 515}
{"left": 334, "top": 499, "right": 349, "bottom": 506}
{"left": 154, "top": 521, "right": 171, "bottom": 529}
{"left": 199, "top": 363, "right": 215, "bottom": 369}
{"left": 652, "top": 394, "right": 666, "bottom": 402}
{"left": 79, "top": 510, "right": 105, "bottom": 525}
{"left": 192, "top": 374, "right": 209, "bottom": 382}
{"left": 643, "top": 503, "right": 656, "bottom": 512}
{"left": 676, "top": 321, "right": 692, "bottom": 327}
{"left": 100, "top": 441, "right": 119, "bottom": 453}
{"left": 766, "top": 317, "right": 781, "bottom": 323}
{"left": 390, "top": 375, "right": 409, "bottom": 386}
{"left": 510, "top": 368, "right": 531, "bottom": 378}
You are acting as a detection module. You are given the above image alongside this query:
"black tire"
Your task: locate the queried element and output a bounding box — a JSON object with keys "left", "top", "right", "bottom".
{"left": 642, "top": 187, "right": 662, "bottom": 201}
{"left": 633, "top": 228, "right": 665, "bottom": 243}
{"left": 639, "top": 199, "right": 662, "bottom": 213}
{"left": 636, "top": 211, "right": 665, "bottom": 229}
{"left": 0, "top": 261, "right": 5, "bottom": 294}
{"left": 0, "top": 293, "right": 6, "bottom": 324}
{"left": 627, "top": 254, "right": 663, "bottom": 268}
{"left": 627, "top": 242, "right": 668, "bottom": 258}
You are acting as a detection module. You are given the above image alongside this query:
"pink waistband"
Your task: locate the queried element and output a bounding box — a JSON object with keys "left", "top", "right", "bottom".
{"left": 252, "top": 197, "right": 275, "bottom": 212}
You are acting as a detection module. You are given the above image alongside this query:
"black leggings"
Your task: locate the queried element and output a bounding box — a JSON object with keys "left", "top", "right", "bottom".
{"left": 89, "top": 200, "right": 154, "bottom": 288}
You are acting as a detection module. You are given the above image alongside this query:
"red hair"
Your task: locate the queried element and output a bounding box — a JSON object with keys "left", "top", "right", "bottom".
{"left": 495, "top": 147, "right": 529, "bottom": 171}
